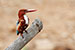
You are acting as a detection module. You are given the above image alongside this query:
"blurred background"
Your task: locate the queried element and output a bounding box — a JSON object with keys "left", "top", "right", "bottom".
{"left": 0, "top": 0, "right": 75, "bottom": 50}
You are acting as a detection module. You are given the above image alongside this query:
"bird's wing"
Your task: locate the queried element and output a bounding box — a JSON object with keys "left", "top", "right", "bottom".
{"left": 16, "top": 20, "right": 19, "bottom": 26}
{"left": 16, "top": 20, "right": 19, "bottom": 35}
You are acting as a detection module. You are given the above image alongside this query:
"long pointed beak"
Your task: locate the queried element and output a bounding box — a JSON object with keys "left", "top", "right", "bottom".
{"left": 27, "top": 9, "right": 37, "bottom": 12}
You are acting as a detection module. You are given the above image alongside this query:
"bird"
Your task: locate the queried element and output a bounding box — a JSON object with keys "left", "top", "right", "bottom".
{"left": 16, "top": 9, "right": 37, "bottom": 38}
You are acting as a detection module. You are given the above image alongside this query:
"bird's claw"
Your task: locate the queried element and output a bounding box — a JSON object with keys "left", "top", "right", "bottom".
{"left": 25, "top": 30, "right": 28, "bottom": 34}
{"left": 22, "top": 35, "right": 24, "bottom": 38}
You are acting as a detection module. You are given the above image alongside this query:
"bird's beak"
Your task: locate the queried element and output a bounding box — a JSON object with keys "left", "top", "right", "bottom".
{"left": 27, "top": 9, "right": 37, "bottom": 13}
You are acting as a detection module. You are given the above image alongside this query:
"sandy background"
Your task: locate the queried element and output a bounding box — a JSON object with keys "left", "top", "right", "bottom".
{"left": 0, "top": 0, "right": 75, "bottom": 50}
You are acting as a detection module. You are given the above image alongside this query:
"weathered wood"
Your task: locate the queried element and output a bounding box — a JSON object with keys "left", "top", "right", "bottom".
{"left": 5, "top": 18, "right": 43, "bottom": 50}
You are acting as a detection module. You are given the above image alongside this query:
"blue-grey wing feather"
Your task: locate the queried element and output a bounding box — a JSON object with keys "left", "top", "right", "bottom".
{"left": 16, "top": 20, "right": 19, "bottom": 26}
{"left": 16, "top": 20, "right": 19, "bottom": 35}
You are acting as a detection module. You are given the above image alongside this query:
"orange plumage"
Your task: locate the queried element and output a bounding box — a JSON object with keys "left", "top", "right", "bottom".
{"left": 16, "top": 9, "right": 37, "bottom": 38}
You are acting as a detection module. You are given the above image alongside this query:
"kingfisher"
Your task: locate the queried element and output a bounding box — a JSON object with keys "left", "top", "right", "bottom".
{"left": 16, "top": 9, "right": 37, "bottom": 38}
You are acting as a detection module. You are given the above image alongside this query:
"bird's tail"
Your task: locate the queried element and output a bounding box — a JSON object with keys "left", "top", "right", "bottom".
{"left": 16, "top": 30, "right": 19, "bottom": 35}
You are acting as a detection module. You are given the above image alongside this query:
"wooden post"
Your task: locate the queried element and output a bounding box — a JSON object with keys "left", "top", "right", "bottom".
{"left": 5, "top": 18, "right": 43, "bottom": 50}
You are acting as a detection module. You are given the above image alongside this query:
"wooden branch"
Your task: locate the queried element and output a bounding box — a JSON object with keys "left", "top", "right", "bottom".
{"left": 5, "top": 18, "right": 43, "bottom": 50}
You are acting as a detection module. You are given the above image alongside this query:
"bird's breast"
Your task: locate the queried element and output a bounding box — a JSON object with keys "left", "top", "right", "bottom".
{"left": 23, "top": 15, "right": 29, "bottom": 24}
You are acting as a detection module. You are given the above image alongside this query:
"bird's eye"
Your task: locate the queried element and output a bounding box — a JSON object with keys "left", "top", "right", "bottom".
{"left": 24, "top": 10, "right": 27, "bottom": 12}
{"left": 24, "top": 10, "right": 26, "bottom": 12}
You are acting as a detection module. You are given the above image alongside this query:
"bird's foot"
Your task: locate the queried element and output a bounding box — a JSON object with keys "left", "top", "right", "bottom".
{"left": 20, "top": 33, "right": 24, "bottom": 38}
{"left": 22, "top": 35, "right": 24, "bottom": 38}
{"left": 25, "top": 30, "right": 28, "bottom": 34}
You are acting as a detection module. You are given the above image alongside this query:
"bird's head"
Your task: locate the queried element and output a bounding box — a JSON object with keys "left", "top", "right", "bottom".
{"left": 18, "top": 9, "right": 37, "bottom": 18}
